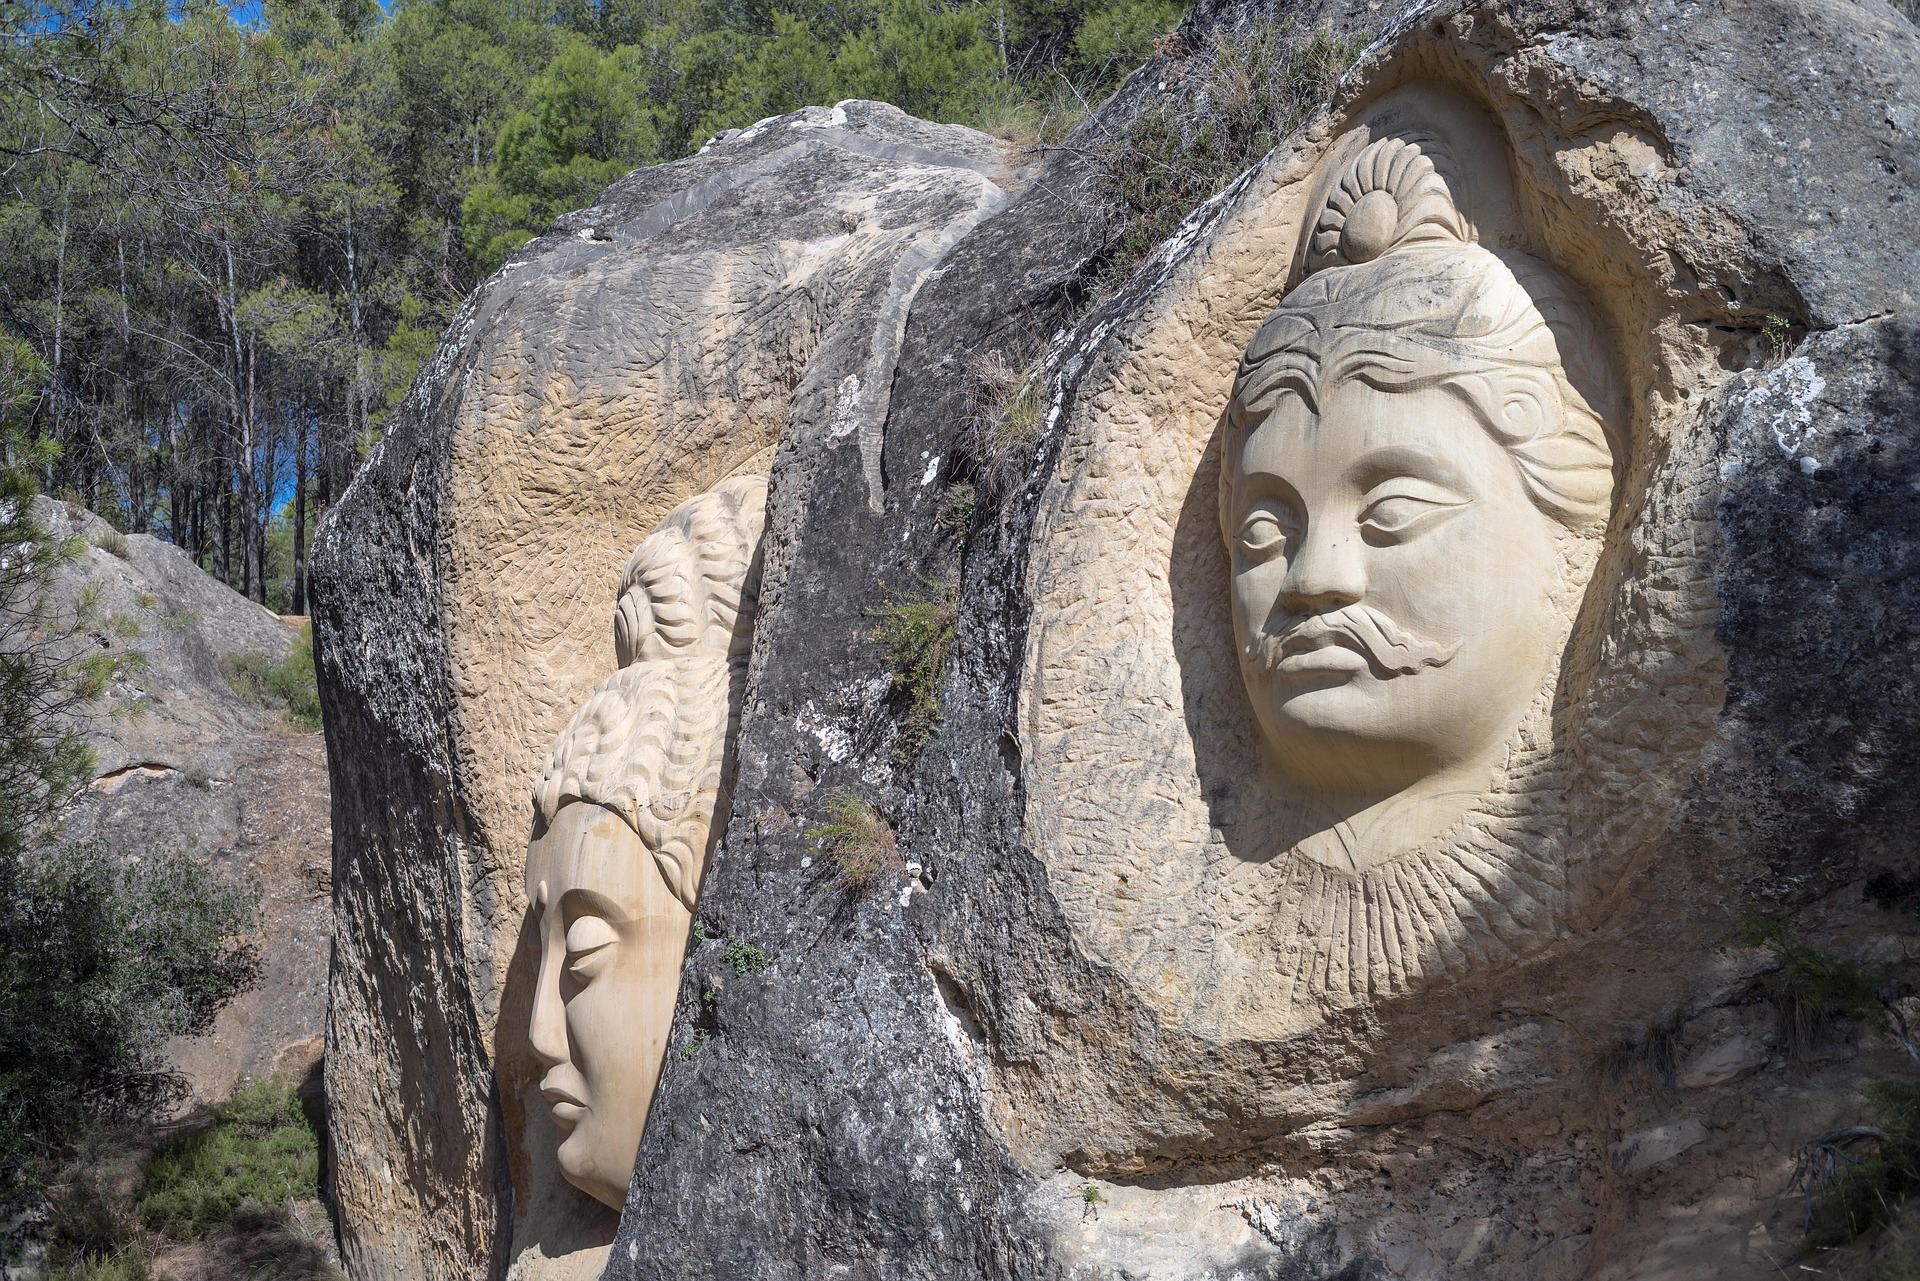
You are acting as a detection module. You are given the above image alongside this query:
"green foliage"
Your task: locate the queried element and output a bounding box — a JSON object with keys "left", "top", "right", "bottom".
{"left": 44, "top": 1237, "right": 151, "bottom": 1281}
{"left": 0, "top": 492, "right": 98, "bottom": 857}
{"left": 936, "top": 483, "right": 976, "bottom": 543}
{"left": 678, "top": 1032, "right": 706, "bottom": 1060}
{"left": 870, "top": 575, "right": 958, "bottom": 757}
{"left": 1799, "top": 1082, "right": 1920, "bottom": 1252}
{"left": 93, "top": 529, "right": 130, "bottom": 559}
{"left": 220, "top": 652, "right": 276, "bottom": 705}
{"left": 462, "top": 36, "right": 662, "bottom": 272}
{"left": 272, "top": 626, "right": 323, "bottom": 733}
{"left": 1099, "top": 17, "right": 1362, "bottom": 287}
{"left": 832, "top": 0, "right": 1005, "bottom": 125}
{"left": 1763, "top": 312, "right": 1795, "bottom": 361}
{"left": 691, "top": 918, "right": 707, "bottom": 943}
{"left": 722, "top": 936, "right": 770, "bottom": 976}
{"left": 0, "top": 0, "right": 1214, "bottom": 606}
{"left": 219, "top": 625, "right": 322, "bottom": 733}
{"left": 1738, "top": 905, "right": 1885, "bottom": 1060}
{"left": 0, "top": 843, "right": 260, "bottom": 1233}
{"left": 806, "top": 791, "right": 903, "bottom": 894}
{"left": 964, "top": 347, "right": 1050, "bottom": 502}
{"left": 138, "top": 1079, "right": 321, "bottom": 1240}
{"left": 1070, "top": 0, "right": 1183, "bottom": 83}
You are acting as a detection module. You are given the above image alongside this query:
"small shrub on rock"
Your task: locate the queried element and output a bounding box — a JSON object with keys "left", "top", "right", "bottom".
{"left": 869, "top": 578, "right": 958, "bottom": 759}
{"left": 1738, "top": 905, "right": 1885, "bottom": 1061}
{"left": 721, "top": 937, "right": 770, "bottom": 976}
{"left": 219, "top": 625, "right": 321, "bottom": 733}
{"left": 1099, "top": 17, "right": 1364, "bottom": 288}
{"left": 806, "top": 792, "right": 904, "bottom": 896}
{"left": 1798, "top": 1082, "right": 1920, "bottom": 1251}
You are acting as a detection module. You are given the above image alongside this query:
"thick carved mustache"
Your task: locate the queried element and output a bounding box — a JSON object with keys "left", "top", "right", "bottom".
{"left": 1245, "top": 605, "right": 1461, "bottom": 677}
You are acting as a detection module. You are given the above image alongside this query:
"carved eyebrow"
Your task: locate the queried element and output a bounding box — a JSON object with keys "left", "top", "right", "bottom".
{"left": 557, "top": 887, "right": 629, "bottom": 926}
{"left": 1228, "top": 468, "right": 1307, "bottom": 524}
{"left": 1349, "top": 445, "right": 1472, "bottom": 494}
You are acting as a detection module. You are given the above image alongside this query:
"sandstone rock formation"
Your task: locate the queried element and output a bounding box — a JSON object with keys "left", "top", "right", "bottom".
{"left": 310, "top": 102, "right": 1017, "bottom": 1281}
{"left": 314, "top": 1, "right": 1920, "bottom": 1278}
{"left": 516, "top": 477, "right": 766, "bottom": 1278}
{"left": 42, "top": 499, "right": 331, "bottom": 1105}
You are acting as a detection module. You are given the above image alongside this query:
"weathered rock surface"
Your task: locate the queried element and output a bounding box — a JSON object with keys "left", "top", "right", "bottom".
{"left": 309, "top": 101, "right": 1021, "bottom": 1281}
{"left": 40, "top": 499, "right": 331, "bottom": 1105}
{"left": 315, "top": 1, "right": 1920, "bottom": 1278}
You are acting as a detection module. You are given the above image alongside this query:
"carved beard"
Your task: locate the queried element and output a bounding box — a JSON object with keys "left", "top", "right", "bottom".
{"left": 1243, "top": 603, "right": 1460, "bottom": 679}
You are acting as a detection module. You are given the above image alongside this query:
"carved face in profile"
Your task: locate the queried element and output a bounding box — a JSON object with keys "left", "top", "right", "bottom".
{"left": 1222, "top": 137, "right": 1618, "bottom": 863}
{"left": 527, "top": 802, "right": 689, "bottom": 1209}
{"left": 520, "top": 475, "right": 766, "bottom": 1211}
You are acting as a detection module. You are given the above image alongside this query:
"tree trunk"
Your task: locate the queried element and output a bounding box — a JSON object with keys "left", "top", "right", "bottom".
{"left": 292, "top": 409, "right": 309, "bottom": 616}
{"left": 215, "top": 477, "right": 231, "bottom": 586}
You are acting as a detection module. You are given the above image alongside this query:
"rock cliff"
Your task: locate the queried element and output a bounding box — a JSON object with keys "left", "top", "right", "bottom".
{"left": 43, "top": 499, "right": 331, "bottom": 1104}
{"left": 313, "top": 1, "right": 1920, "bottom": 1278}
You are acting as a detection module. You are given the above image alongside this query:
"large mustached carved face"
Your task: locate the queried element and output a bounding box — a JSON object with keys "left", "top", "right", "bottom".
{"left": 1222, "top": 136, "right": 1619, "bottom": 868}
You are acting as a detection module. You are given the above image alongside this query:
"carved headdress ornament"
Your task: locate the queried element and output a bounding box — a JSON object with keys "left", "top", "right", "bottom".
{"left": 1226, "top": 134, "right": 1622, "bottom": 534}
{"left": 532, "top": 475, "right": 767, "bottom": 910}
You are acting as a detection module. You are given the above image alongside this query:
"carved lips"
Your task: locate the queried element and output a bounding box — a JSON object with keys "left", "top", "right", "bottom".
{"left": 541, "top": 1073, "right": 589, "bottom": 1130}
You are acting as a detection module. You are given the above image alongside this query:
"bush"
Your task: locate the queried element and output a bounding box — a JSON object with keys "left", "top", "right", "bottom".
{"left": 138, "top": 1079, "right": 321, "bottom": 1240}
{"left": 219, "top": 624, "right": 321, "bottom": 733}
{"left": 869, "top": 576, "right": 958, "bottom": 759}
{"left": 806, "top": 792, "right": 904, "bottom": 895}
{"left": 964, "top": 348, "right": 1050, "bottom": 503}
{"left": 721, "top": 936, "right": 770, "bottom": 976}
{"left": 1738, "top": 905, "right": 1885, "bottom": 1060}
{"left": 1099, "top": 18, "right": 1364, "bottom": 288}
{"left": 268, "top": 626, "right": 322, "bottom": 733}
{"left": 0, "top": 844, "right": 259, "bottom": 1238}
{"left": 1799, "top": 1082, "right": 1920, "bottom": 1252}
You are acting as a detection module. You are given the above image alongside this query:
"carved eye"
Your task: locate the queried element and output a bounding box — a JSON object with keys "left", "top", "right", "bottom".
{"left": 1358, "top": 480, "right": 1466, "bottom": 540}
{"left": 1235, "top": 505, "right": 1299, "bottom": 560}
{"left": 564, "top": 915, "right": 619, "bottom": 981}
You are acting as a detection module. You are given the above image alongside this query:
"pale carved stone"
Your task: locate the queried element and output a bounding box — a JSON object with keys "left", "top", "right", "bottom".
{"left": 519, "top": 476, "right": 765, "bottom": 1218}
{"left": 1021, "top": 82, "right": 1726, "bottom": 1040}
{"left": 1220, "top": 131, "right": 1619, "bottom": 871}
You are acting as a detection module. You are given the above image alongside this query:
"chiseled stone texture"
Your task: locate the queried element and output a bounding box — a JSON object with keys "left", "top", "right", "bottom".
{"left": 607, "top": 2, "right": 1920, "bottom": 1280}
{"left": 308, "top": 103, "right": 1016, "bottom": 1281}
{"left": 319, "top": 0, "right": 1920, "bottom": 1277}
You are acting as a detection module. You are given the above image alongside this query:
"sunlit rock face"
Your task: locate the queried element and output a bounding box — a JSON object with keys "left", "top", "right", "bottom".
{"left": 309, "top": 104, "right": 1015, "bottom": 1281}
{"left": 316, "top": 1, "right": 1920, "bottom": 1278}
{"left": 503, "top": 478, "right": 765, "bottom": 1278}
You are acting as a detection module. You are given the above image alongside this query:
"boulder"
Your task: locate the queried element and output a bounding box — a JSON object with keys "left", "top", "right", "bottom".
{"left": 313, "top": 0, "right": 1920, "bottom": 1277}
{"left": 40, "top": 498, "right": 330, "bottom": 1106}
{"left": 309, "top": 101, "right": 1020, "bottom": 1281}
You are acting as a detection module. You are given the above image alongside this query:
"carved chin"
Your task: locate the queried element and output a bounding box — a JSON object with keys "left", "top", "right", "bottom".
{"left": 556, "top": 1132, "right": 628, "bottom": 1210}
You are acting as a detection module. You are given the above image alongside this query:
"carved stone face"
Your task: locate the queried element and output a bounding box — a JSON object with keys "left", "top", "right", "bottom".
{"left": 526, "top": 801, "right": 692, "bottom": 1210}
{"left": 1226, "top": 379, "right": 1563, "bottom": 812}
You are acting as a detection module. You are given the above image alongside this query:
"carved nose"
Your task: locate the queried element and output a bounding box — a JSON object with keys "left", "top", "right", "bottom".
{"left": 1279, "top": 526, "right": 1366, "bottom": 614}
{"left": 528, "top": 949, "right": 569, "bottom": 1070}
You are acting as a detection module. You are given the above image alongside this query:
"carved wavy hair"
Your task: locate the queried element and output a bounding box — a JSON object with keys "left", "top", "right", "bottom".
{"left": 1224, "top": 136, "right": 1622, "bottom": 536}
{"left": 532, "top": 475, "right": 768, "bottom": 911}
